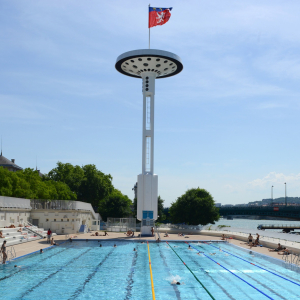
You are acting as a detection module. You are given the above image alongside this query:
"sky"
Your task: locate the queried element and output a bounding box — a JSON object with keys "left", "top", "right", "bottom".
{"left": 1, "top": 1, "right": 300, "bottom": 207}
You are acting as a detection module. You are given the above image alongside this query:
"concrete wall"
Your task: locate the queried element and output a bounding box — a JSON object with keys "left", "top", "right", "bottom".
{"left": 0, "top": 209, "right": 30, "bottom": 228}
{"left": 30, "top": 210, "right": 99, "bottom": 234}
{"left": 0, "top": 196, "right": 100, "bottom": 234}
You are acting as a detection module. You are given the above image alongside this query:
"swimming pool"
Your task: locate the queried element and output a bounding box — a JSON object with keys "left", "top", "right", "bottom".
{"left": 1, "top": 240, "right": 300, "bottom": 299}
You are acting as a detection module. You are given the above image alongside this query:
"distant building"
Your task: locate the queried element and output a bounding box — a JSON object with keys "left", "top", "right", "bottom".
{"left": 223, "top": 204, "right": 234, "bottom": 207}
{"left": 0, "top": 152, "right": 44, "bottom": 176}
{"left": 215, "top": 203, "right": 222, "bottom": 207}
{"left": 0, "top": 152, "right": 23, "bottom": 172}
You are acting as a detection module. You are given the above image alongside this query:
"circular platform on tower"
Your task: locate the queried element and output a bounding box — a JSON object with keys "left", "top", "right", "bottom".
{"left": 115, "top": 49, "right": 183, "bottom": 79}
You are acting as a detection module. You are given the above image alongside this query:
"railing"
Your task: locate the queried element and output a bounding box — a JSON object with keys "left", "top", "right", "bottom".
{"left": 154, "top": 225, "right": 161, "bottom": 240}
{"left": 106, "top": 218, "right": 136, "bottom": 232}
{"left": 24, "top": 226, "right": 44, "bottom": 239}
{"left": 30, "top": 199, "right": 100, "bottom": 220}
{"left": 282, "top": 251, "right": 300, "bottom": 266}
{"left": 0, "top": 196, "right": 31, "bottom": 209}
{"left": 1, "top": 246, "right": 17, "bottom": 263}
{"left": 156, "top": 224, "right": 203, "bottom": 230}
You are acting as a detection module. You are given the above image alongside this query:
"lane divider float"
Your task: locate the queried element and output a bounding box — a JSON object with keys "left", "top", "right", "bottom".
{"left": 203, "top": 241, "right": 300, "bottom": 288}
{"left": 147, "top": 241, "right": 156, "bottom": 300}
{"left": 166, "top": 242, "right": 216, "bottom": 300}
{"left": 186, "top": 242, "right": 274, "bottom": 300}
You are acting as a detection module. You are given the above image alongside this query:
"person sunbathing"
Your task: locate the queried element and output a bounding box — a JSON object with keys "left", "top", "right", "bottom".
{"left": 91, "top": 232, "right": 99, "bottom": 236}
{"left": 269, "top": 243, "right": 284, "bottom": 252}
{"left": 0, "top": 231, "right": 4, "bottom": 238}
{"left": 126, "top": 230, "right": 133, "bottom": 236}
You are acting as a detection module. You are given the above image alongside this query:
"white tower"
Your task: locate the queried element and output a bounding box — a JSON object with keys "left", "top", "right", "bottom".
{"left": 116, "top": 49, "right": 183, "bottom": 236}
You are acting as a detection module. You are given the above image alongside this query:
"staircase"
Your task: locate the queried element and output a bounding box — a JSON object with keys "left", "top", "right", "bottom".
{"left": 0, "top": 226, "right": 56, "bottom": 247}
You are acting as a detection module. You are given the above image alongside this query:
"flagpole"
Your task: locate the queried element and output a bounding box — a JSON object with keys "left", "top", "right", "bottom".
{"left": 148, "top": 4, "right": 150, "bottom": 49}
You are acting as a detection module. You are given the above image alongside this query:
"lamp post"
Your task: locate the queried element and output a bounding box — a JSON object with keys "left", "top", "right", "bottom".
{"left": 271, "top": 185, "right": 274, "bottom": 206}
{"left": 284, "top": 182, "right": 287, "bottom": 206}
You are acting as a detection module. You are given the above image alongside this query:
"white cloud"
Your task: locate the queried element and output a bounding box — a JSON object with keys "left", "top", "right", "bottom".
{"left": 248, "top": 172, "right": 300, "bottom": 188}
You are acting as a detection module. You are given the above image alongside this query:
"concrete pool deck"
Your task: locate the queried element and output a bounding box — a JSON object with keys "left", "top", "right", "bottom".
{"left": 4, "top": 230, "right": 300, "bottom": 263}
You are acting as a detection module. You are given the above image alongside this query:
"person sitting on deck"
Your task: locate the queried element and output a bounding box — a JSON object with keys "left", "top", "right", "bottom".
{"left": 131, "top": 231, "right": 135, "bottom": 237}
{"left": 17, "top": 228, "right": 22, "bottom": 232}
{"left": 221, "top": 234, "right": 226, "bottom": 240}
{"left": 51, "top": 238, "right": 58, "bottom": 246}
{"left": 278, "top": 248, "right": 290, "bottom": 255}
{"left": 268, "top": 243, "right": 284, "bottom": 252}
{"left": 164, "top": 232, "right": 169, "bottom": 237}
{"left": 103, "top": 231, "right": 108, "bottom": 236}
{"left": 0, "top": 231, "right": 4, "bottom": 238}
{"left": 126, "top": 230, "right": 132, "bottom": 236}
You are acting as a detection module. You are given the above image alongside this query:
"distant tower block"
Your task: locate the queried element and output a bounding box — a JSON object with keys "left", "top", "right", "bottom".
{"left": 116, "top": 49, "right": 183, "bottom": 236}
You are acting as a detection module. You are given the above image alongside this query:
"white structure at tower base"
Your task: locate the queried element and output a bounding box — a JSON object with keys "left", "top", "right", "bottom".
{"left": 116, "top": 49, "right": 183, "bottom": 236}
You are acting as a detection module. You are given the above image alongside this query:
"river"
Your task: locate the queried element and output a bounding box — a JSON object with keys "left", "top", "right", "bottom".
{"left": 207, "top": 218, "right": 300, "bottom": 232}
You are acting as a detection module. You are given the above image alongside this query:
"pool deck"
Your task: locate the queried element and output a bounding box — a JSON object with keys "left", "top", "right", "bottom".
{"left": 5, "top": 231, "right": 299, "bottom": 262}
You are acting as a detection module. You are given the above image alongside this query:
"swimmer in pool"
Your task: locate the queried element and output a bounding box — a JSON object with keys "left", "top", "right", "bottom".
{"left": 113, "top": 244, "right": 117, "bottom": 247}
{"left": 14, "top": 265, "right": 22, "bottom": 268}
{"left": 171, "top": 280, "right": 184, "bottom": 285}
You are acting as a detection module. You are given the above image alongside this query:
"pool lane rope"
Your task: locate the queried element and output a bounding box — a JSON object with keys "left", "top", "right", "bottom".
{"left": 204, "top": 241, "right": 300, "bottom": 288}
{"left": 166, "top": 242, "right": 216, "bottom": 300}
{"left": 186, "top": 242, "right": 274, "bottom": 300}
{"left": 147, "top": 242, "right": 156, "bottom": 300}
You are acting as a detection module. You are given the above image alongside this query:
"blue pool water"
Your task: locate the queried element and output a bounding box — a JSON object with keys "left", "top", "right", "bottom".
{"left": 1, "top": 240, "right": 300, "bottom": 299}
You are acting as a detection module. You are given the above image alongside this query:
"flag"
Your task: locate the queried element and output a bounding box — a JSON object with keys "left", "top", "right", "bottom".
{"left": 149, "top": 7, "right": 172, "bottom": 28}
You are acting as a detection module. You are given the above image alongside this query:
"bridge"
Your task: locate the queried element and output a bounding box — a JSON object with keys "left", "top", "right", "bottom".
{"left": 219, "top": 206, "right": 300, "bottom": 220}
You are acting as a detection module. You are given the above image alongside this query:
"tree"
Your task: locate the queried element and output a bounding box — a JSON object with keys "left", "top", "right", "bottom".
{"left": 46, "top": 162, "right": 84, "bottom": 195}
{"left": 169, "top": 188, "right": 219, "bottom": 225}
{"left": 78, "top": 164, "right": 113, "bottom": 208}
{"left": 157, "top": 196, "right": 166, "bottom": 223}
{"left": 98, "top": 189, "right": 133, "bottom": 221}
{"left": 47, "top": 162, "right": 113, "bottom": 208}
{"left": 0, "top": 167, "right": 76, "bottom": 200}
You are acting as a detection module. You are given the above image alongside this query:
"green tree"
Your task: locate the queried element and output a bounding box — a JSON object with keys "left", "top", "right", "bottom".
{"left": 78, "top": 164, "right": 113, "bottom": 207}
{"left": 98, "top": 189, "right": 133, "bottom": 221}
{"left": 0, "top": 167, "right": 76, "bottom": 200}
{"left": 46, "top": 162, "right": 84, "bottom": 195}
{"left": 169, "top": 188, "right": 219, "bottom": 225}
{"left": 157, "top": 196, "right": 166, "bottom": 223}
{"left": 47, "top": 162, "right": 113, "bottom": 207}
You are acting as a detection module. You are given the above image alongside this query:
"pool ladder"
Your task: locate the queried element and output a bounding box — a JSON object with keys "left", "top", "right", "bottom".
{"left": 0, "top": 246, "right": 16, "bottom": 263}
{"left": 282, "top": 251, "right": 300, "bottom": 266}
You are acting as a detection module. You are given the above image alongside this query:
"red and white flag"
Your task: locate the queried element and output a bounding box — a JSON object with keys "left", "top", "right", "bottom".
{"left": 149, "top": 7, "right": 172, "bottom": 28}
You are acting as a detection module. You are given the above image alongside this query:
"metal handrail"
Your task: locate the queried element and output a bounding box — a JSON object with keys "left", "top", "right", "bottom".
{"left": 24, "top": 226, "right": 44, "bottom": 239}
{"left": 154, "top": 225, "right": 161, "bottom": 240}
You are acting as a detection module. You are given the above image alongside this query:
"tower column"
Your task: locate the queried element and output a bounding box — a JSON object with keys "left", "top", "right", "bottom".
{"left": 142, "top": 73, "right": 156, "bottom": 175}
{"left": 115, "top": 49, "right": 183, "bottom": 237}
